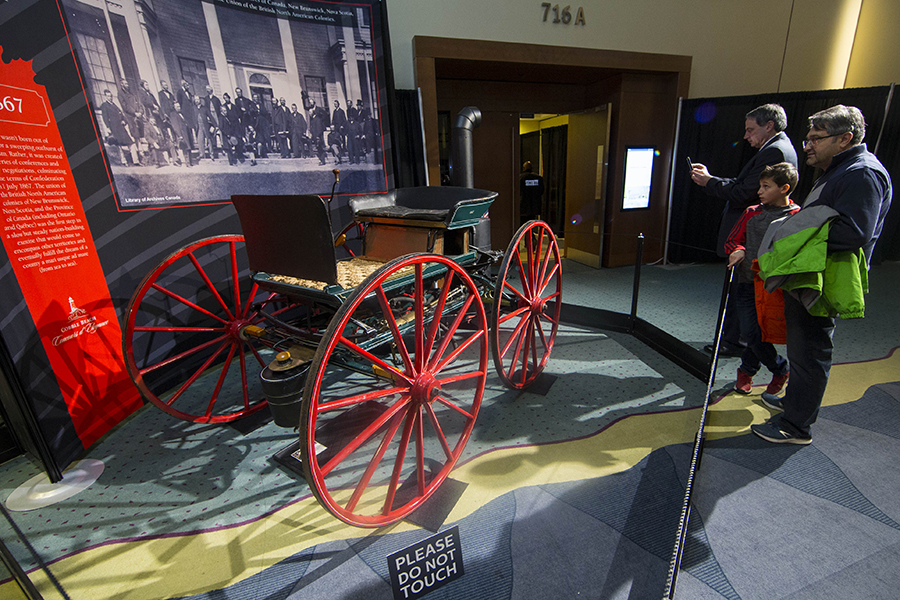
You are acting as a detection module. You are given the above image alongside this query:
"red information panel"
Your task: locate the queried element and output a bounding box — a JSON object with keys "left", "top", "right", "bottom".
{"left": 0, "top": 51, "right": 141, "bottom": 448}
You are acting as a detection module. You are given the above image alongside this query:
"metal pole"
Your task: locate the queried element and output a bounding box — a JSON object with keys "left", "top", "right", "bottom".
{"left": 416, "top": 88, "right": 429, "bottom": 186}
{"left": 664, "top": 98, "right": 684, "bottom": 266}
{"left": 874, "top": 82, "right": 894, "bottom": 155}
{"left": 630, "top": 233, "right": 644, "bottom": 331}
{"left": 450, "top": 106, "right": 481, "bottom": 188}
{"left": 663, "top": 266, "right": 735, "bottom": 599}
{"left": 0, "top": 538, "right": 43, "bottom": 600}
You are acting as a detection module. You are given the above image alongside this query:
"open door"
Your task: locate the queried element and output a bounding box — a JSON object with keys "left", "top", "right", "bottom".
{"left": 564, "top": 105, "right": 611, "bottom": 268}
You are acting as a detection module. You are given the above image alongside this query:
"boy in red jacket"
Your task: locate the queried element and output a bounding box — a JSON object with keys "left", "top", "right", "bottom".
{"left": 725, "top": 163, "right": 800, "bottom": 395}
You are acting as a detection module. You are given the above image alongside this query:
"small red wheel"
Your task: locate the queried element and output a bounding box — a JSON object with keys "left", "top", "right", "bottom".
{"left": 490, "top": 220, "right": 562, "bottom": 388}
{"left": 123, "top": 235, "right": 283, "bottom": 423}
{"left": 334, "top": 221, "right": 366, "bottom": 258}
{"left": 301, "top": 254, "right": 488, "bottom": 527}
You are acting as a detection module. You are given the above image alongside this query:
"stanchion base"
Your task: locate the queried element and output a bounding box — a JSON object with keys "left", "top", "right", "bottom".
{"left": 5, "top": 459, "right": 105, "bottom": 511}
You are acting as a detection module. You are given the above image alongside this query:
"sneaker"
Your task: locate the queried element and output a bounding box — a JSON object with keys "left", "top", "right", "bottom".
{"left": 751, "top": 419, "right": 811, "bottom": 445}
{"left": 766, "top": 372, "right": 789, "bottom": 396}
{"left": 734, "top": 370, "right": 753, "bottom": 394}
{"left": 760, "top": 392, "right": 783, "bottom": 411}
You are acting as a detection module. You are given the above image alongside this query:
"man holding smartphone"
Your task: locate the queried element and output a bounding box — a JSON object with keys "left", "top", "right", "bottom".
{"left": 689, "top": 103, "right": 798, "bottom": 357}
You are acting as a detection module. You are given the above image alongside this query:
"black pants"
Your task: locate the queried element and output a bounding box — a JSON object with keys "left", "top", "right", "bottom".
{"left": 775, "top": 292, "right": 835, "bottom": 436}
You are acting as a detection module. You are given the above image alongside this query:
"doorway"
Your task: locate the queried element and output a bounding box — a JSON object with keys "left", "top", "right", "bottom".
{"left": 519, "top": 115, "right": 567, "bottom": 238}
{"left": 518, "top": 106, "right": 610, "bottom": 267}
{"left": 414, "top": 37, "right": 690, "bottom": 264}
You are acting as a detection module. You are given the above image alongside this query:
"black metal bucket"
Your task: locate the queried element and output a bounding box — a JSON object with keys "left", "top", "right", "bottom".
{"left": 259, "top": 363, "right": 309, "bottom": 428}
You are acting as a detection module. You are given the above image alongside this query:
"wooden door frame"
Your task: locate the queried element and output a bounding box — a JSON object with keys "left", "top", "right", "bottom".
{"left": 413, "top": 36, "right": 691, "bottom": 186}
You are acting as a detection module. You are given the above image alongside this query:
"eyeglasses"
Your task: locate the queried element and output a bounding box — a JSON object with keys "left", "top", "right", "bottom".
{"left": 802, "top": 132, "right": 846, "bottom": 147}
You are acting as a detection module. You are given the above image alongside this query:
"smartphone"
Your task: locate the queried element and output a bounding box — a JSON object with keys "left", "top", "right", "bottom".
{"left": 686, "top": 156, "right": 693, "bottom": 171}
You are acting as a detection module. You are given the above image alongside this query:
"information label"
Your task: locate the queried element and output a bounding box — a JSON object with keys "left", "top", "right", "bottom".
{"left": 0, "top": 49, "right": 141, "bottom": 448}
{"left": 387, "top": 526, "right": 464, "bottom": 600}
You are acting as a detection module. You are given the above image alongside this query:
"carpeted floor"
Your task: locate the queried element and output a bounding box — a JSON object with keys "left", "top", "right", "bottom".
{"left": 678, "top": 379, "right": 900, "bottom": 600}
{"left": 0, "top": 261, "right": 897, "bottom": 599}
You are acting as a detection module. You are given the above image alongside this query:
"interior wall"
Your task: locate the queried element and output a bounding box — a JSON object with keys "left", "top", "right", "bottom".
{"left": 472, "top": 111, "right": 519, "bottom": 248}
{"left": 564, "top": 109, "right": 609, "bottom": 267}
{"left": 845, "top": 0, "right": 900, "bottom": 87}
{"left": 597, "top": 74, "right": 679, "bottom": 267}
{"left": 519, "top": 120, "right": 541, "bottom": 135}
{"left": 388, "top": 0, "right": 897, "bottom": 99}
{"left": 779, "top": 0, "right": 863, "bottom": 92}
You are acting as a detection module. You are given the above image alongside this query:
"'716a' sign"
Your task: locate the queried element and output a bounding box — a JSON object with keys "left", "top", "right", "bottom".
{"left": 388, "top": 526, "right": 463, "bottom": 599}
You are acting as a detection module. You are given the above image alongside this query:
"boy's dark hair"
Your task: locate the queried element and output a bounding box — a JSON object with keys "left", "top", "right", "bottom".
{"left": 760, "top": 162, "right": 798, "bottom": 194}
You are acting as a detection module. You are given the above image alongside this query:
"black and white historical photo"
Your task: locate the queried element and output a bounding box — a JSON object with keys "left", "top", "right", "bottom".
{"left": 61, "top": 0, "right": 391, "bottom": 210}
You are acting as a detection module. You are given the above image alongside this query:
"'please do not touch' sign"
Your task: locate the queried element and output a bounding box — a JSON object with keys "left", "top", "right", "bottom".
{"left": 387, "top": 526, "right": 464, "bottom": 599}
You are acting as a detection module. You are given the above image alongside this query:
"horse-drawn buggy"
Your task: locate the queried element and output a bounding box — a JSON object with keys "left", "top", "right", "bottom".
{"left": 122, "top": 183, "right": 562, "bottom": 527}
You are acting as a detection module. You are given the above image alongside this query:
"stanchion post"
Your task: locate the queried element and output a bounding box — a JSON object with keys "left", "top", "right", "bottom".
{"left": 663, "top": 265, "right": 735, "bottom": 599}
{"left": 630, "top": 233, "right": 644, "bottom": 332}
{"left": 708, "top": 266, "right": 735, "bottom": 375}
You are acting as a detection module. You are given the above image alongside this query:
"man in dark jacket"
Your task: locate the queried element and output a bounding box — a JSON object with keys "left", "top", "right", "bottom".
{"left": 139, "top": 80, "right": 161, "bottom": 125}
{"left": 290, "top": 103, "right": 307, "bottom": 159}
{"left": 202, "top": 86, "right": 221, "bottom": 159}
{"left": 219, "top": 104, "right": 245, "bottom": 165}
{"left": 234, "top": 88, "right": 255, "bottom": 132}
{"left": 169, "top": 101, "right": 193, "bottom": 167}
{"left": 193, "top": 95, "right": 214, "bottom": 161}
{"left": 118, "top": 78, "right": 143, "bottom": 146}
{"left": 101, "top": 88, "right": 137, "bottom": 166}
{"left": 158, "top": 81, "right": 176, "bottom": 121}
{"left": 331, "top": 99, "right": 347, "bottom": 157}
{"left": 309, "top": 99, "right": 329, "bottom": 165}
{"left": 751, "top": 105, "right": 892, "bottom": 445}
{"left": 519, "top": 161, "right": 544, "bottom": 224}
{"left": 273, "top": 98, "right": 291, "bottom": 158}
{"left": 690, "top": 103, "right": 798, "bottom": 356}
{"left": 157, "top": 80, "right": 177, "bottom": 138}
{"left": 176, "top": 80, "right": 196, "bottom": 149}
{"left": 253, "top": 93, "right": 270, "bottom": 158}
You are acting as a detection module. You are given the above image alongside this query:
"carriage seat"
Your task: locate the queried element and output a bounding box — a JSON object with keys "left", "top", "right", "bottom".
{"left": 350, "top": 186, "right": 496, "bottom": 230}
{"left": 232, "top": 194, "right": 339, "bottom": 285}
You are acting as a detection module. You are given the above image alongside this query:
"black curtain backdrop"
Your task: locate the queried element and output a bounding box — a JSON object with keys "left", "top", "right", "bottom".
{"left": 541, "top": 125, "right": 568, "bottom": 236}
{"left": 669, "top": 86, "right": 893, "bottom": 263}
{"left": 521, "top": 130, "right": 541, "bottom": 172}
{"left": 393, "top": 89, "right": 427, "bottom": 188}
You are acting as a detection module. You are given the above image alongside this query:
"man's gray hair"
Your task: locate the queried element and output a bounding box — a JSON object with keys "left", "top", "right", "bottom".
{"left": 746, "top": 104, "right": 787, "bottom": 132}
{"left": 808, "top": 105, "right": 866, "bottom": 145}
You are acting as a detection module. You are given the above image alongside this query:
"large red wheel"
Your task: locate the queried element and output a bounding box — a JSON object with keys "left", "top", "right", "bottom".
{"left": 300, "top": 254, "right": 488, "bottom": 527}
{"left": 334, "top": 221, "right": 366, "bottom": 259}
{"left": 490, "top": 220, "right": 562, "bottom": 389}
{"left": 123, "top": 235, "right": 284, "bottom": 423}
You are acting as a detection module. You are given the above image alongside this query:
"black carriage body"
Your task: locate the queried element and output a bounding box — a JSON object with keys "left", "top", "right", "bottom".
{"left": 230, "top": 189, "right": 495, "bottom": 429}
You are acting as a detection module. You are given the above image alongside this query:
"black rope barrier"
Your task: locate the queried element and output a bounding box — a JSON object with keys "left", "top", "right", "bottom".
{"left": 663, "top": 266, "right": 735, "bottom": 599}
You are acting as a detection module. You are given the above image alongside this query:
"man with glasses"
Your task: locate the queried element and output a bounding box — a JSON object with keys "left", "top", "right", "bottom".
{"left": 752, "top": 105, "right": 892, "bottom": 444}
{"left": 690, "top": 104, "right": 798, "bottom": 357}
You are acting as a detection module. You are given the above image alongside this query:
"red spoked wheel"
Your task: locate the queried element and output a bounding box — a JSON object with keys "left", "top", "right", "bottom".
{"left": 334, "top": 221, "right": 366, "bottom": 258}
{"left": 301, "top": 253, "right": 488, "bottom": 527}
{"left": 490, "top": 220, "right": 562, "bottom": 389}
{"left": 123, "top": 235, "right": 289, "bottom": 423}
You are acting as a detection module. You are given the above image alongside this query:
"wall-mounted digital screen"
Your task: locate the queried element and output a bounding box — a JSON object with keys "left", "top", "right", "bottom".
{"left": 622, "top": 147, "right": 655, "bottom": 210}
